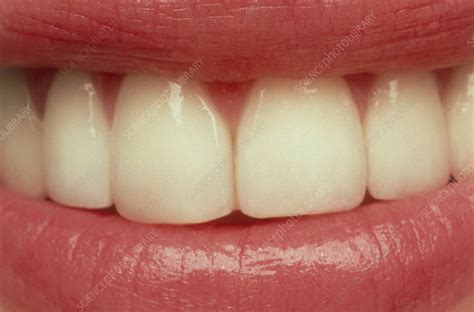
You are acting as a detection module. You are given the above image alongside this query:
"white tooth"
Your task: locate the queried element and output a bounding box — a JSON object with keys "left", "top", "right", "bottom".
{"left": 112, "top": 75, "right": 234, "bottom": 224}
{"left": 364, "top": 71, "right": 450, "bottom": 199}
{"left": 443, "top": 63, "right": 474, "bottom": 178}
{"left": 236, "top": 77, "right": 367, "bottom": 218}
{"left": 44, "top": 71, "right": 112, "bottom": 208}
{"left": 0, "top": 70, "right": 45, "bottom": 197}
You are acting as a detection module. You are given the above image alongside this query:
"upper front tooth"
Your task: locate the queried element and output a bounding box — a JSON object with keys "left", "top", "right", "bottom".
{"left": 236, "top": 77, "right": 367, "bottom": 218}
{"left": 443, "top": 63, "right": 474, "bottom": 178}
{"left": 364, "top": 71, "right": 451, "bottom": 199}
{"left": 0, "top": 69, "right": 45, "bottom": 198}
{"left": 112, "top": 75, "right": 234, "bottom": 224}
{"left": 44, "top": 71, "right": 112, "bottom": 208}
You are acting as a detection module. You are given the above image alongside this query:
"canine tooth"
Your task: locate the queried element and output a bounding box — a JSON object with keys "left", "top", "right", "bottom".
{"left": 364, "top": 71, "right": 450, "bottom": 199}
{"left": 112, "top": 75, "right": 234, "bottom": 224}
{"left": 236, "top": 77, "right": 367, "bottom": 218}
{"left": 443, "top": 63, "right": 474, "bottom": 178}
{"left": 44, "top": 71, "right": 112, "bottom": 208}
{"left": 0, "top": 70, "right": 45, "bottom": 197}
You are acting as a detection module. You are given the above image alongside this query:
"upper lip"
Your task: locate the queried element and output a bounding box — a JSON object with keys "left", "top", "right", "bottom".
{"left": 0, "top": 0, "right": 473, "bottom": 81}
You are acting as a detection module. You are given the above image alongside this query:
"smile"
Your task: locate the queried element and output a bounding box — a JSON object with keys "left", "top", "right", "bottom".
{"left": 0, "top": 1, "right": 473, "bottom": 311}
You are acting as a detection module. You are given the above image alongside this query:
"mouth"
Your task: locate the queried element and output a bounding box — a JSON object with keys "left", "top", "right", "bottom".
{"left": 1, "top": 1, "right": 474, "bottom": 311}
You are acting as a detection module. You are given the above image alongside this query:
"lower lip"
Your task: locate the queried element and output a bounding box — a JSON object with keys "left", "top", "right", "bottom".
{"left": 1, "top": 179, "right": 473, "bottom": 311}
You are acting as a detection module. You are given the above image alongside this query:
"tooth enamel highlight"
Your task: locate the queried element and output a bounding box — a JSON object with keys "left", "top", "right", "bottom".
{"left": 112, "top": 75, "right": 234, "bottom": 224}
{"left": 364, "top": 71, "right": 450, "bottom": 199}
{"left": 44, "top": 71, "right": 112, "bottom": 208}
{"left": 0, "top": 70, "right": 45, "bottom": 197}
{"left": 236, "top": 77, "right": 367, "bottom": 218}
{"left": 444, "top": 63, "right": 474, "bottom": 177}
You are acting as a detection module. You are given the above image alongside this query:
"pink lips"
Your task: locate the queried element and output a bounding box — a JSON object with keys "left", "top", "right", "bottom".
{"left": 0, "top": 180, "right": 473, "bottom": 311}
{"left": 0, "top": 0, "right": 474, "bottom": 81}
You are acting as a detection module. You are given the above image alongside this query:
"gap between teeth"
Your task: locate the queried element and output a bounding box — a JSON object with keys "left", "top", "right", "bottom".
{"left": 0, "top": 63, "right": 472, "bottom": 224}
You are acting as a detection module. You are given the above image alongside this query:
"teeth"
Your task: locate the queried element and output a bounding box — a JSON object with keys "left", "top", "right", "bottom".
{"left": 1, "top": 63, "right": 470, "bottom": 224}
{"left": 44, "top": 71, "right": 112, "bottom": 208}
{"left": 112, "top": 75, "right": 234, "bottom": 224}
{"left": 443, "top": 63, "right": 474, "bottom": 177}
{"left": 0, "top": 70, "right": 45, "bottom": 197}
{"left": 236, "top": 77, "right": 367, "bottom": 218}
{"left": 364, "top": 71, "right": 450, "bottom": 199}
